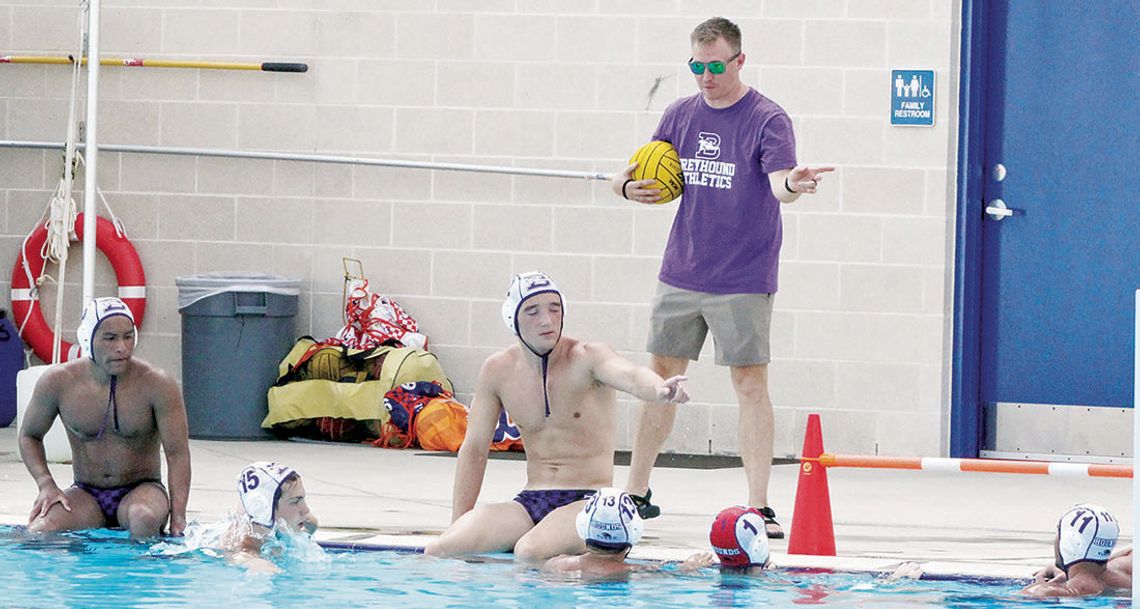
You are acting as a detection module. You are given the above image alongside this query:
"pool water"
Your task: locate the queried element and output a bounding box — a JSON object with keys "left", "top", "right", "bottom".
{"left": 0, "top": 527, "right": 1129, "bottom": 608}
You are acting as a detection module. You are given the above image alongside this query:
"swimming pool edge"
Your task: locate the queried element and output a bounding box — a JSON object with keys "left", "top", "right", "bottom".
{"left": 310, "top": 531, "right": 1036, "bottom": 584}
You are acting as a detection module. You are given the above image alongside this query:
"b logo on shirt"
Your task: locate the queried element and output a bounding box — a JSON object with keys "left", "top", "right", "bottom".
{"left": 681, "top": 131, "right": 735, "bottom": 190}
{"left": 696, "top": 132, "right": 721, "bottom": 159}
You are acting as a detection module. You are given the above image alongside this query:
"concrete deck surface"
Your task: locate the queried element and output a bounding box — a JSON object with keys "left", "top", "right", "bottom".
{"left": 0, "top": 427, "right": 1131, "bottom": 580}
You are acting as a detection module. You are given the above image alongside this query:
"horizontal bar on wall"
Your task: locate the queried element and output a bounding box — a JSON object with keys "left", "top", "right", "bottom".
{"left": 815, "top": 453, "right": 1132, "bottom": 478}
{"left": 0, "top": 140, "right": 611, "bottom": 181}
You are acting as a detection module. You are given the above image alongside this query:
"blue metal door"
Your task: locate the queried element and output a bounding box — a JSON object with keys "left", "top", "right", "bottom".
{"left": 973, "top": 2, "right": 1139, "bottom": 444}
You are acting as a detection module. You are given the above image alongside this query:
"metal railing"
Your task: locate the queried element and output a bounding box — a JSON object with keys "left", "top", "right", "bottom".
{"left": 0, "top": 140, "right": 613, "bottom": 182}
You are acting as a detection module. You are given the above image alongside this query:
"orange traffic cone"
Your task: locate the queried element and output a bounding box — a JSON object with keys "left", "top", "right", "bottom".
{"left": 787, "top": 413, "right": 836, "bottom": 555}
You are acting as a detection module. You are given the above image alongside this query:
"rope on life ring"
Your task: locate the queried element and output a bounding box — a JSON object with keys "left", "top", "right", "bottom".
{"left": 10, "top": 213, "right": 146, "bottom": 362}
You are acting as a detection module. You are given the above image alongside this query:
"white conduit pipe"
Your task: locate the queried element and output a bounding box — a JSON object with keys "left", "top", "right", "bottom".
{"left": 81, "top": 0, "right": 102, "bottom": 308}
{"left": 0, "top": 140, "right": 612, "bottom": 181}
{"left": 46, "top": 3, "right": 88, "bottom": 363}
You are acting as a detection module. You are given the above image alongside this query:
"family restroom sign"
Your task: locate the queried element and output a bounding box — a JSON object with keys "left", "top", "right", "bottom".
{"left": 890, "top": 69, "right": 935, "bottom": 127}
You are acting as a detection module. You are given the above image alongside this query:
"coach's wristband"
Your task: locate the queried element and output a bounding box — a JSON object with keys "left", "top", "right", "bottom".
{"left": 622, "top": 179, "right": 634, "bottom": 200}
{"left": 784, "top": 176, "right": 796, "bottom": 194}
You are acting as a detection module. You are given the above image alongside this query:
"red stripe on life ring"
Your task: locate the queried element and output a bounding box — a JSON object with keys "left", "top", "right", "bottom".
{"left": 9, "top": 213, "right": 147, "bottom": 362}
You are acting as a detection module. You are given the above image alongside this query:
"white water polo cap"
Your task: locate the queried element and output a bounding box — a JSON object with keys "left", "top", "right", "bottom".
{"left": 709, "top": 506, "right": 771, "bottom": 568}
{"left": 501, "top": 271, "right": 564, "bottom": 417}
{"left": 237, "top": 462, "right": 297, "bottom": 528}
{"left": 77, "top": 297, "right": 137, "bottom": 360}
{"left": 575, "top": 488, "right": 643, "bottom": 551}
{"left": 501, "top": 271, "right": 564, "bottom": 340}
{"left": 1057, "top": 503, "right": 1119, "bottom": 569}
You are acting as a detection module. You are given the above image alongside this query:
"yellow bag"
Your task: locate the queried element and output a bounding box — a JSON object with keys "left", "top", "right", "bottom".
{"left": 373, "top": 347, "right": 454, "bottom": 394}
{"left": 264, "top": 336, "right": 454, "bottom": 441}
{"left": 264, "top": 380, "right": 389, "bottom": 431}
{"left": 274, "top": 337, "right": 453, "bottom": 392}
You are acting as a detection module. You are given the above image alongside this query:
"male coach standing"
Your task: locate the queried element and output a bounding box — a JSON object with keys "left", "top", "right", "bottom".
{"left": 614, "top": 16, "right": 834, "bottom": 538}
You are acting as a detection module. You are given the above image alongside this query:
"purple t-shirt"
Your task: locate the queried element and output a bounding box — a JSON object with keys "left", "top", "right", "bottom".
{"left": 652, "top": 88, "right": 797, "bottom": 294}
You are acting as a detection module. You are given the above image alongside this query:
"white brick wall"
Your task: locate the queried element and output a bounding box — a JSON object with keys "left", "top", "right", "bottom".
{"left": 0, "top": 0, "right": 959, "bottom": 459}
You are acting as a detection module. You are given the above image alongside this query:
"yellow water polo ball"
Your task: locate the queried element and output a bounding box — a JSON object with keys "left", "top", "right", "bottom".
{"left": 629, "top": 140, "right": 683, "bottom": 204}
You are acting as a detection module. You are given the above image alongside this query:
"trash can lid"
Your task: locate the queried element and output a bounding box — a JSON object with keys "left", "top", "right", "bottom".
{"left": 176, "top": 272, "right": 302, "bottom": 310}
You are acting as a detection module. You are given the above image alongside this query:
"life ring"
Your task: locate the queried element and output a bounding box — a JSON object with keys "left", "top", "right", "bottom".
{"left": 10, "top": 213, "right": 146, "bottom": 362}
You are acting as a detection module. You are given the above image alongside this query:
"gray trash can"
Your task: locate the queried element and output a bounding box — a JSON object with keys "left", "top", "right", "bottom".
{"left": 176, "top": 272, "right": 301, "bottom": 440}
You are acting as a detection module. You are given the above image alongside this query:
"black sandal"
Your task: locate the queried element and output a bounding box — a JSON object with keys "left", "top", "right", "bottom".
{"left": 757, "top": 506, "right": 784, "bottom": 539}
{"left": 629, "top": 488, "right": 661, "bottom": 519}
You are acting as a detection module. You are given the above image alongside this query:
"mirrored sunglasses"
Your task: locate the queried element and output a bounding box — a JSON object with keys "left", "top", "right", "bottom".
{"left": 688, "top": 52, "right": 741, "bottom": 75}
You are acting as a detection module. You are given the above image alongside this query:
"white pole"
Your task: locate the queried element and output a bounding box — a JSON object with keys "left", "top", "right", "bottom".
{"left": 81, "top": 0, "right": 101, "bottom": 305}
{"left": 0, "top": 140, "right": 612, "bottom": 182}
{"left": 1133, "top": 290, "right": 1138, "bottom": 605}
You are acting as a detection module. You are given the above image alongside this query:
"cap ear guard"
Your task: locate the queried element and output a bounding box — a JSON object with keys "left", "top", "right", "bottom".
{"left": 737, "top": 512, "right": 771, "bottom": 567}
{"left": 575, "top": 488, "right": 643, "bottom": 551}
{"left": 1057, "top": 503, "right": 1118, "bottom": 570}
{"left": 500, "top": 295, "right": 519, "bottom": 334}
{"left": 237, "top": 462, "right": 297, "bottom": 528}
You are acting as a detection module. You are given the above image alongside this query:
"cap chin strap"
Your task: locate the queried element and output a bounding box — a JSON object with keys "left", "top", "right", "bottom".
{"left": 94, "top": 375, "right": 120, "bottom": 439}
{"left": 518, "top": 327, "right": 560, "bottom": 418}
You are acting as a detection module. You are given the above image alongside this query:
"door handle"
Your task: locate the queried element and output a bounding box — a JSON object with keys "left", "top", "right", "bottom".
{"left": 985, "top": 199, "right": 1014, "bottom": 221}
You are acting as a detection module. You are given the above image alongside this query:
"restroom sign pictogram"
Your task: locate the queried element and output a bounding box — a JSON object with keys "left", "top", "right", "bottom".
{"left": 890, "top": 69, "right": 935, "bottom": 127}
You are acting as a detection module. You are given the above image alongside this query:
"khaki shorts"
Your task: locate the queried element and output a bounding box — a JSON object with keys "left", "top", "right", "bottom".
{"left": 646, "top": 282, "right": 774, "bottom": 366}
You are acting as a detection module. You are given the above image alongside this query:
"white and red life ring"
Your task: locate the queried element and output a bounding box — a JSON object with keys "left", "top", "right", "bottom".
{"left": 10, "top": 213, "right": 146, "bottom": 362}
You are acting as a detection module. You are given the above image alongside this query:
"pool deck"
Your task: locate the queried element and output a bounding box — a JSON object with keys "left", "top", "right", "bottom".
{"left": 0, "top": 427, "right": 1131, "bottom": 581}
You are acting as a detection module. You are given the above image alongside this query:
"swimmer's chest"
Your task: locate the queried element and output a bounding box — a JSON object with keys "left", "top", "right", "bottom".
{"left": 60, "top": 382, "right": 156, "bottom": 440}
{"left": 501, "top": 369, "right": 614, "bottom": 432}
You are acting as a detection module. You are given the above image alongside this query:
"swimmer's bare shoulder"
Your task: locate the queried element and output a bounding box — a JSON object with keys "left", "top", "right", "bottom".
{"left": 31, "top": 362, "right": 76, "bottom": 397}
{"left": 130, "top": 359, "right": 180, "bottom": 393}
{"left": 21, "top": 363, "right": 86, "bottom": 431}
{"left": 474, "top": 348, "right": 517, "bottom": 398}
{"left": 223, "top": 519, "right": 280, "bottom": 574}
{"left": 482, "top": 346, "right": 517, "bottom": 373}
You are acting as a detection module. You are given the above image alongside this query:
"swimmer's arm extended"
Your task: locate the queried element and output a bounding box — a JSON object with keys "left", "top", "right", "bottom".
{"left": 588, "top": 343, "right": 690, "bottom": 404}
{"left": 1032, "top": 564, "right": 1066, "bottom": 584}
{"left": 1021, "top": 578, "right": 1102, "bottom": 597}
{"left": 153, "top": 371, "right": 191, "bottom": 535}
{"left": 17, "top": 369, "right": 70, "bottom": 519}
{"left": 230, "top": 548, "right": 281, "bottom": 574}
{"left": 678, "top": 551, "right": 718, "bottom": 572}
{"left": 451, "top": 359, "right": 502, "bottom": 522}
{"left": 541, "top": 554, "right": 583, "bottom": 575}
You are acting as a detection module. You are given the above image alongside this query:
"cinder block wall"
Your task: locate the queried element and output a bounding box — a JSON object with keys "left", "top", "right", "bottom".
{"left": 0, "top": 0, "right": 960, "bottom": 458}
